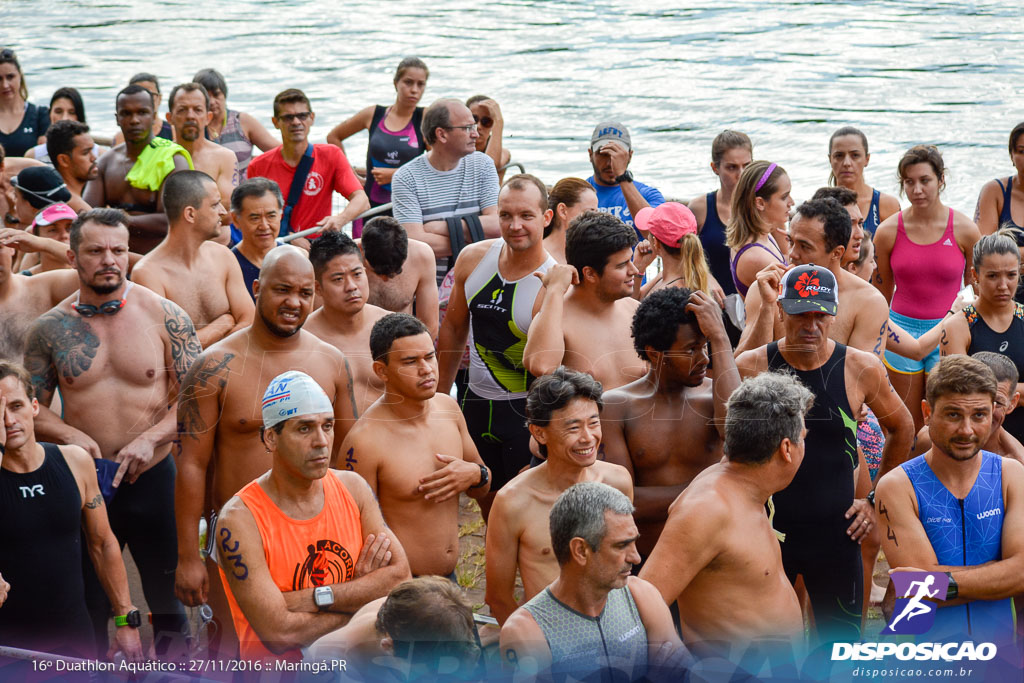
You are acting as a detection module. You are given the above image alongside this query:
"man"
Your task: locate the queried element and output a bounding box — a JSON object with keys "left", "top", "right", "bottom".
{"left": 877, "top": 355, "right": 1024, "bottom": 647}
{"left": 360, "top": 216, "right": 438, "bottom": 339}
{"left": 23, "top": 208, "right": 199, "bottom": 656}
{"left": 437, "top": 175, "right": 557, "bottom": 509}
{"left": 174, "top": 245, "right": 357, "bottom": 658}
{"left": 587, "top": 121, "right": 664, "bottom": 237}
{"left": 524, "top": 211, "right": 646, "bottom": 390}
{"left": 391, "top": 98, "right": 500, "bottom": 281}
{"left": 84, "top": 85, "right": 193, "bottom": 253}
{"left": 306, "top": 231, "right": 390, "bottom": 414}
{"left": 812, "top": 185, "right": 865, "bottom": 269}
{"left": 246, "top": 89, "right": 368, "bottom": 235}
{"left": 132, "top": 170, "right": 254, "bottom": 348}
{"left": 165, "top": 82, "right": 237, "bottom": 216}
{"left": 737, "top": 197, "right": 889, "bottom": 360}
{"left": 0, "top": 361, "right": 144, "bottom": 662}
{"left": 217, "top": 370, "right": 410, "bottom": 661}
{"left": 0, "top": 242, "right": 78, "bottom": 360}
{"left": 601, "top": 286, "right": 740, "bottom": 560}
{"left": 10, "top": 165, "right": 83, "bottom": 225}
{"left": 46, "top": 119, "right": 98, "bottom": 205}
{"left": 638, "top": 372, "right": 809, "bottom": 653}
{"left": 735, "top": 264, "right": 914, "bottom": 644}
{"left": 341, "top": 313, "right": 491, "bottom": 577}
{"left": 485, "top": 367, "right": 633, "bottom": 625}
{"left": 230, "top": 177, "right": 283, "bottom": 298}
{"left": 500, "top": 482, "right": 687, "bottom": 680}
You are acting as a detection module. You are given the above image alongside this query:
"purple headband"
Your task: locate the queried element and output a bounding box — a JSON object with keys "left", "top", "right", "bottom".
{"left": 754, "top": 163, "right": 778, "bottom": 193}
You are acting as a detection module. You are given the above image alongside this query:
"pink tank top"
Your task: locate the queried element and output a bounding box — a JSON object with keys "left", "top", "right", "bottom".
{"left": 890, "top": 209, "right": 964, "bottom": 319}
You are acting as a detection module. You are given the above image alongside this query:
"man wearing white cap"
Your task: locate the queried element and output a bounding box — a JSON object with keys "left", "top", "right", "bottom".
{"left": 217, "top": 370, "right": 411, "bottom": 661}
{"left": 586, "top": 121, "right": 664, "bottom": 238}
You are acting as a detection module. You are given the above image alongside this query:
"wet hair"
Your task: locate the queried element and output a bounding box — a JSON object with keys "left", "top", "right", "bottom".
{"left": 168, "top": 82, "right": 210, "bottom": 111}
{"left": 973, "top": 227, "right": 1022, "bottom": 270}
{"left": 546, "top": 177, "right": 595, "bottom": 237}
{"left": 129, "top": 72, "right": 160, "bottom": 92}
{"left": 925, "top": 355, "right": 997, "bottom": 405}
{"left": 724, "top": 372, "right": 814, "bottom": 465}
{"left": 827, "top": 126, "right": 870, "bottom": 185}
{"left": 193, "top": 68, "right": 228, "bottom": 97}
{"left": 375, "top": 577, "right": 478, "bottom": 670}
{"left": 0, "top": 48, "right": 28, "bottom": 100}
{"left": 793, "top": 198, "right": 852, "bottom": 254}
{"left": 231, "top": 177, "right": 283, "bottom": 213}
{"left": 631, "top": 287, "right": 698, "bottom": 362}
{"left": 162, "top": 170, "right": 215, "bottom": 223}
{"left": 0, "top": 359, "right": 35, "bottom": 399}
{"left": 526, "top": 367, "right": 603, "bottom": 428}
{"left": 565, "top": 211, "right": 638, "bottom": 277}
{"left": 897, "top": 145, "right": 946, "bottom": 194}
{"left": 46, "top": 119, "right": 90, "bottom": 166}
{"left": 370, "top": 313, "right": 429, "bottom": 363}
{"left": 394, "top": 57, "right": 429, "bottom": 85}
{"left": 1009, "top": 122, "right": 1024, "bottom": 158}
{"left": 501, "top": 173, "right": 548, "bottom": 212}
{"left": 812, "top": 185, "right": 857, "bottom": 209}
{"left": 50, "top": 87, "right": 86, "bottom": 124}
{"left": 116, "top": 83, "right": 155, "bottom": 109}
{"left": 272, "top": 88, "right": 311, "bottom": 118}
{"left": 711, "top": 130, "right": 752, "bottom": 166}
{"left": 726, "top": 160, "right": 787, "bottom": 250}
{"left": 308, "top": 230, "right": 362, "bottom": 280}
{"left": 361, "top": 216, "right": 408, "bottom": 277}
{"left": 421, "top": 99, "right": 455, "bottom": 146}
{"left": 971, "top": 351, "right": 1019, "bottom": 388}
{"left": 69, "top": 208, "right": 129, "bottom": 253}
{"left": 549, "top": 482, "right": 635, "bottom": 566}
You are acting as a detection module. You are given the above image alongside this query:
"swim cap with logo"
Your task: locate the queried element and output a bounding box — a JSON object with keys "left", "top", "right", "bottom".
{"left": 261, "top": 371, "right": 333, "bottom": 429}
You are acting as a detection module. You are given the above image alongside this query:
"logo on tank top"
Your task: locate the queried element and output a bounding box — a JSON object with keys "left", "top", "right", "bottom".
{"left": 18, "top": 484, "right": 44, "bottom": 498}
{"left": 943, "top": 238, "right": 953, "bottom": 246}
{"left": 477, "top": 286, "right": 507, "bottom": 313}
{"left": 304, "top": 171, "right": 324, "bottom": 196}
{"left": 999, "top": 340, "right": 1009, "bottom": 352}
{"left": 293, "top": 539, "right": 355, "bottom": 588}
{"left": 977, "top": 508, "right": 1002, "bottom": 520}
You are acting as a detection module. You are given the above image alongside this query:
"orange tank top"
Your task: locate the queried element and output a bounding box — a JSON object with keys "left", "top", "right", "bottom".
{"left": 220, "top": 472, "right": 364, "bottom": 661}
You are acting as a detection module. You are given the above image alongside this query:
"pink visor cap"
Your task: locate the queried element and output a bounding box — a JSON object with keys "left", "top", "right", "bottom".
{"left": 634, "top": 202, "right": 697, "bottom": 247}
{"left": 32, "top": 203, "right": 77, "bottom": 229}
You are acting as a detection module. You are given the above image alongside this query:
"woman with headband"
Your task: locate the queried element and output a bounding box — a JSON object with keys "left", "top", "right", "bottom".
{"left": 726, "top": 160, "right": 792, "bottom": 299}
{"left": 827, "top": 126, "right": 900, "bottom": 235}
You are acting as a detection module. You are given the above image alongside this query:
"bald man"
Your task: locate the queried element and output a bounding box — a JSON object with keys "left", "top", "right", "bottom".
{"left": 174, "top": 245, "right": 358, "bottom": 659}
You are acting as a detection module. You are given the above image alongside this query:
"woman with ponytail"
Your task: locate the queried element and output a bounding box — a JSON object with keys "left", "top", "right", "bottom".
{"left": 726, "top": 160, "right": 793, "bottom": 298}
{"left": 542, "top": 177, "right": 598, "bottom": 264}
{"left": 632, "top": 202, "right": 711, "bottom": 299}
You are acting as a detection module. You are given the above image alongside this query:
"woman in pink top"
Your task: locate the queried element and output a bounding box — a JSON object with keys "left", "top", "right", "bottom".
{"left": 873, "top": 145, "right": 980, "bottom": 431}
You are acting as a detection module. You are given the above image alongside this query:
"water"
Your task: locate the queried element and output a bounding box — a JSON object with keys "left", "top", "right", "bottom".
{"left": 5, "top": 0, "right": 1024, "bottom": 213}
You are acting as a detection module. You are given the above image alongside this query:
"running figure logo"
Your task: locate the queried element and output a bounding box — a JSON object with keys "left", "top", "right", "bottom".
{"left": 883, "top": 571, "right": 949, "bottom": 635}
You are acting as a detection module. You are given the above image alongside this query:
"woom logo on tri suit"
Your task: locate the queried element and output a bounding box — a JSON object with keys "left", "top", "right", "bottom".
{"left": 292, "top": 539, "right": 355, "bottom": 588}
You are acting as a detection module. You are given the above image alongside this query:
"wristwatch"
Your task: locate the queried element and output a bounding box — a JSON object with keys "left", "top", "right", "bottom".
{"left": 114, "top": 609, "right": 142, "bottom": 628}
{"left": 614, "top": 170, "right": 634, "bottom": 184}
{"left": 313, "top": 585, "right": 334, "bottom": 612}
{"left": 945, "top": 572, "right": 958, "bottom": 600}
{"left": 469, "top": 464, "right": 489, "bottom": 489}
{"left": 865, "top": 490, "right": 876, "bottom": 506}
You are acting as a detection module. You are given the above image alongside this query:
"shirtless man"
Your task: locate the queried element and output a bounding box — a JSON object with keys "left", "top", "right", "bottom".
{"left": 306, "top": 231, "right": 389, "bottom": 414}
{"left": 132, "top": 170, "right": 254, "bottom": 347}
{"left": 601, "top": 286, "right": 740, "bottom": 560}
{"left": 638, "top": 372, "right": 808, "bottom": 654}
{"left": 0, "top": 243, "right": 77, "bottom": 359}
{"left": 812, "top": 186, "right": 865, "bottom": 269}
{"left": 524, "top": 211, "right": 646, "bottom": 390}
{"left": 341, "top": 313, "right": 491, "bottom": 576}
{"left": 230, "top": 177, "right": 282, "bottom": 299}
{"left": 22, "top": 208, "right": 199, "bottom": 656}
{"left": 165, "top": 83, "right": 236, "bottom": 221}
{"left": 174, "top": 245, "right": 357, "bottom": 658}
{"left": 485, "top": 367, "right": 633, "bottom": 625}
{"left": 84, "top": 85, "right": 192, "bottom": 254}
{"left": 359, "top": 216, "right": 438, "bottom": 339}
{"left": 47, "top": 119, "right": 99, "bottom": 206}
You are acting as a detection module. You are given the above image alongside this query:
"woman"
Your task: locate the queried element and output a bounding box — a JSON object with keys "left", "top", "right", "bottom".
{"left": 542, "top": 177, "right": 597, "bottom": 264}
{"left": 828, "top": 126, "right": 900, "bottom": 235}
{"left": 874, "top": 144, "right": 980, "bottom": 431}
{"left": 975, "top": 123, "right": 1024, "bottom": 265}
{"left": 632, "top": 202, "right": 712, "bottom": 300}
{"left": 192, "top": 68, "right": 278, "bottom": 181}
{"left": 466, "top": 95, "right": 510, "bottom": 183}
{"left": 725, "top": 160, "right": 792, "bottom": 298}
{"left": 25, "top": 88, "right": 104, "bottom": 163}
{"left": 0, "top": 48, "right": 48, "bottom": 157}
{"left": 326, "top": 57, "right": 429, "bottom": 233}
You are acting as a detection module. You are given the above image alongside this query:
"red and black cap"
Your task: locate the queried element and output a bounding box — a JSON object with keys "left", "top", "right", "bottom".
{"left": 779, "top": 264, "right": 838, "bottom": 316}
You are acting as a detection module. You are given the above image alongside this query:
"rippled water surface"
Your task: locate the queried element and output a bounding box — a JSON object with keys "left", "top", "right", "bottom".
{"left": 5, "top": 0, "right": 1024, "bottom": 211}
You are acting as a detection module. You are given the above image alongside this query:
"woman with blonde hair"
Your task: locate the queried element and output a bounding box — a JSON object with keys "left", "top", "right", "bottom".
{"left": 726, "top": 160, "right": 793, "bottom": 298}
{"left": 632, "top": 202, "right": 711, "bottom": 300}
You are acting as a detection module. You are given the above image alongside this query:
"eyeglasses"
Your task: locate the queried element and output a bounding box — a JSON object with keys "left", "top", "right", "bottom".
{"left": 445, "top": 124, "right": 476, "bottom": 132}
{"left": 278, "top": 112, "right": 311, "bottom": 123}
{"left": 473, "top": 115, "right": 494, "bottom": 128}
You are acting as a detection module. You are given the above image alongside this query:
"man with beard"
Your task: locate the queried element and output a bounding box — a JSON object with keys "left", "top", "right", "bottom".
{"left": 46, "top": 119, "right": 99, "bottom": 206}
{"left": 174, "top": 245, "right": 357, "bottom": 658}
{"left": 166, "top": 83, "right": 237, "bottom": 218}
{"left": 84, "top": 85, "right": 192, "bottom": 253}
{"left": 132, "top": 170, "right": 254, "bottom": 347}
{"left": 22, "top": 208, "right": 201, "bottom": 656}
{"left": 586, "top": 121, "right": 664, "bottom": 238}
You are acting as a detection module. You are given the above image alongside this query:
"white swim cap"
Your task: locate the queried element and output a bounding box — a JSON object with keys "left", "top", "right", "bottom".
{"left": 261, "top": 371, "right": 333, "bottom": 429}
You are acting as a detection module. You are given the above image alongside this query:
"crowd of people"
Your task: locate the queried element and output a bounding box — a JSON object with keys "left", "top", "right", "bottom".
{"left": 1, "top": 46, "right": 1023, "bottom": 680}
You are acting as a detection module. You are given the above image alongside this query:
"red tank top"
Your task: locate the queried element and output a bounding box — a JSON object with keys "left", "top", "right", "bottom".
{"left": 890, "top": 208, "right": 964, "bottom": 319}
{"left": 220, "top": 472, "right": 364, "bottom": 661}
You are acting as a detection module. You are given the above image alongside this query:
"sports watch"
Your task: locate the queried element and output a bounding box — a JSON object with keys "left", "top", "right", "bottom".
{"left": 114, "top": 609, "right": 142, "bottom": 628}
{"left": 614, "top": 170, "right": 634, "bottom": 184}
{"left": 469, "top": 464, "right": 489, "bottom": 489}
{"left": 944, "top": 572, "right": 958, "bottom": 600}
{"left": 313, "top": 585, "right": 334, "bottom": 612}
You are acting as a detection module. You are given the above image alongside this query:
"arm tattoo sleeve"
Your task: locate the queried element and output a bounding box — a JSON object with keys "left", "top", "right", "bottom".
{"left": 23, "top": 312, "right": 98, "bottom": 400}
{"left": 178, "top": 353, "right": 235, "bottom": 441}
{"left": 161, "top": 300, "right": 202, "bottom": 386}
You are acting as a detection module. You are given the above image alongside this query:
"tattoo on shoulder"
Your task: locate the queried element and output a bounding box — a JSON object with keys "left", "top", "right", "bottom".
{"left": 24, "top": 311, "right": 99, "bottom": 395}
{"left": 84, "top": 492, "right": 103, "bottom": 509}
{"left": 162, "top": 300, "right": 202, "bottom": 385}
{"left": 343, "top": 357, "right": 358, "bottom": 419}
{"left": 178, "top": 353, "right": 235, "bottom": 440}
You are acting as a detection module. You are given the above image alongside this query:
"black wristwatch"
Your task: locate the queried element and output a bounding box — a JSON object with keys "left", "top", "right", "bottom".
{"left": 469, "top": 464, "right": 489, "bottom": 489}
{"left": 865, "top": 490, "right": 876, "bottom": 506}
{"left": 614, "top": 170, "right": 634, "bottom": 184}
{"left": 945, "top": 572, "right": 958, "bottom": 600}
{"left": 114, "top": 609, "right": 142, "bottom": 628}
{"left": 3, "top": 213, "right": 18, "bottom": 226}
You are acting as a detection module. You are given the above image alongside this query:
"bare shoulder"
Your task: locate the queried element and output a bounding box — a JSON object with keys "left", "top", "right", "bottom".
{"left": 56, "top": 444, "right": 95, "bottom": 481}
{"left": 873, "top": 213, "right": 899, "bottom": 244}
{"left": 874, "top": 463, "right": 911, "bottom": 499}
{"left": 304, "top": 330, "right": 347, "bottom": 361}
{"left": 431, "top": 391, "right": 463, "bottom": 416}
{"left": 1002, "top": 455, "right": 1024, "bottom": 485}
{"left": 200, "top": 240, "right": 237, "bottom": 267}
{"left": 687, "top": 193, "right": 708, "bottom": 227}
{"left": 409, "top": 239, "right": 435, "bottom": 266}
{"left": 878, "top": 192, "right": 902, "bottom": 215}
{"left": 492, "top": 468, "right": 537, "bottom": 521}
{"left": 452, "top": 239, "right": 494, "bottom": 276}
{"left": 501, "top": 606, "right": 543, "bottom": 642}
{"left": 331, "top": 468, "right": 376, "bottom": 501}
{"left": 844, "top": 345, "right": 886, "bottom": 380}
{"left": 617, "top": 296, "right": 640, "bottom": 314}
{"left": 593, "top": 460, "right": 632, "bottom": 492}
{"left": 734, "top": 346, "right": 768, "bottom": 377}
{"left": 952, "top": 209, "right": 982, "bottom": 240}
{"left": 363, "top": 303, "right": 391, "bottom": 325}
{"left": 626, "top": 574, "right": 665, "bottom": 603}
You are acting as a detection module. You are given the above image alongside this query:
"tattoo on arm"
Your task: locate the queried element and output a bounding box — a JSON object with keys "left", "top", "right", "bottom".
{"left": 219, "top": 526, "right": 249, "bottom": 580}
{"left": 84, "top": 492, "right": 103, "bottom": 509}
{"left": 24, "top": 312, "right": 99, "bottom": 399}
{"left": 506, "top": 649, "right": 519, "bottom": 670}
{"left": 343, "top": 357, "right": 358, "bottom": 419}
{"left": 178, "top": 353, "right": 235, "bottom": 441}
{"left": 161, "top": 300, "right": 202, "bottom": 385}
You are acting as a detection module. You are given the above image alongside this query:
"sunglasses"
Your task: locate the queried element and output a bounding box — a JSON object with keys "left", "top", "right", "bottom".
{"left": 473, "top": 114, "right": 494, "bottom": 128}
{"left": 278, "top": 112, "right": 311, "bottom": 123}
